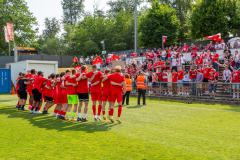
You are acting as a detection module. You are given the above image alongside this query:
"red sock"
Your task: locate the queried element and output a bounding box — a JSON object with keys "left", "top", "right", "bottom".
{"left": 102, "top": 110, "right": 105, "bottom": 115}
{"left": 92, "top": 105, "right": 96, "bottom": 116}
{"left": 54, "top": 109, "right": 58, "bottom": 114}
{"left": 118, "top": 105, "right": 123, "bottom": 117}
{"left": 61, "top": 111, "right": 66, "bottom": 116}
{"left": 97, "top": 105, "right": 102, "bottom": 116}
{"left": 109, "top": 108, "right": 114, "bottom": 116}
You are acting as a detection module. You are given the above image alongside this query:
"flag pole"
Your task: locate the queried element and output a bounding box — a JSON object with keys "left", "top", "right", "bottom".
{"left": 162, "top": 36, "right": 164, "bottom": 49}
{"left": 8, "top": 42, "right": 11, "bottom": 56}
{"left": 13, "top": 41, "right": 18, "bottom": 62}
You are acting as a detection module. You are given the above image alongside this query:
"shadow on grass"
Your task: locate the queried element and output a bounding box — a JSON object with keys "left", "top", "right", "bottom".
{"left": 0, "top": 106, "right": 118, "bottom": 133}
{"left": 126, "top": 105, "right": 143, "bottom": 109}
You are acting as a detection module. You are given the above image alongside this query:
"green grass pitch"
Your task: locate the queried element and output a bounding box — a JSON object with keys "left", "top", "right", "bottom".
{"left": 1, "top": 95, "right": 240, "bottom": 160}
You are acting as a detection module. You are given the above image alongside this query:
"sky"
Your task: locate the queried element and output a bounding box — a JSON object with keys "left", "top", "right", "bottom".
{"left": 26, "top": 0, "right": 110, "bottom": 34}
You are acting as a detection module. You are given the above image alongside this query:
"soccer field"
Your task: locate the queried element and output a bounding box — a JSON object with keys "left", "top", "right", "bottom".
{"left": 1, "top": 95, "right": 240, "bottom": 160}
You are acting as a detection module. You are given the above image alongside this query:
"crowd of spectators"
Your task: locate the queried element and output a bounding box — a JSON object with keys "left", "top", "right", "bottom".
{"left": 79, "top": 40, "right": 240, "bottom": 99}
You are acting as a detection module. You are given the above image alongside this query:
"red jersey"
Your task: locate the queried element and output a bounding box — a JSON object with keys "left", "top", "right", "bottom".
{"left": 196, "top": 57, "right": 203, "bottom": 65}
{"left": 16, "top": 77, "right": 20, "bottom": 91}
{"left": 86, "top": 71, "right": 103, "bottom": 93}
{"left": 102, "top": 75, "right": 111, "bottom": 93}
{"left": 108, "top": 73, "right": 125, "bottom": 93}
{"left": 232, "top": 71, "right": 240, "bottom": 83}
{"left": 65, "top": 75, "right": 77, "bottom": 94}
{"left": 203, "top": 68, "right": 210, "bottom": 79}
{"left": 33, "top": 75, "right": 46, "bottom": 92}
{"left": 211, "top": 53, "right": 219, "bottom": 63}
{"left": 42, "top": 79, "right": 53, "bottom": 97}
{"left": 162, "top": 72, "right": 168, "bottom": 82}
{"left": 172, "top": 72, "right": 178, "bottom": 82}
{"left": 26, "top": 74, "right": 35, "bottom": 93}
{"left": 76, "top": 72, "right": 89, "bottom": 93}
{"left": 208, "top": 74, "right": 215, "bottom": 81}
{"left": 189, "top": 70, "right": 197, "bottom": 79}
{"left": 178, "top": 70, "right": 184, "bottom": 80}
{"left": 156, "top": 72, "right": 162, "bottom": 81}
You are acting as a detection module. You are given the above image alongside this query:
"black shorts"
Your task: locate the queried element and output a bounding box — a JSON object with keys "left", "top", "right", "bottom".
{"left": 203, "top": 78, "right": 208, "bottom": 82}
{"left": 32, "top": 89, "right": 42, "bottom": 102}
{"left": 45, "top": 96, "right": 53, "bottom": 102}
{"left": 18, "top": 90, "right": 27, "bottom": 100}
{"left": 78, "top": 93, "right": 89, "bottom": 102}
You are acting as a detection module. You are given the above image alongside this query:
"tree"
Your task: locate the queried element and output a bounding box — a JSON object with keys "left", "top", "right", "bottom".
{"left": 191, "top": 0, "right": 240, "bottom": 39}
{"left": 158, "top": 0, "right": 193, "bottom": 39}
{"left": 139, "top": 0, "right": 180, "bottom": 48}
{"left": 39, "top": 37, "right": 67, "bottom": 55}
{"left": 42, "top": 18, "right": 60, "bottom": 39}
{"left": 0, "top": 0, "right": 37, "bottom": 54}
{"left": 62, "top": 0, "right": 85, "bottom": 25}
{"left": 107, "top": 0, "right": 143, "bottom": 15}
{"left": 38, "top": 18, "right": 63, "bottom": 55}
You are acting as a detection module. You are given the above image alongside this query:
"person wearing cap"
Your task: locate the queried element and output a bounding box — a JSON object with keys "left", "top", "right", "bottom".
{"left": 136, "top": 71, "right": 147, "bottom": 105}
{"left": 108, "top": 66, "right": 126, "bottom": 123}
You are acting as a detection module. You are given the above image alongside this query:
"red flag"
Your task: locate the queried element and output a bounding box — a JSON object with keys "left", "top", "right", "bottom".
{"left": 92, "top": 56, "right": 103, "bottom": 65}
{"left": 6, "top": 22, "right": 14, "bottom": 41}
{"left": 4, "top": 26, "right": 9, "bottom": 43}
{"left": 162, "top": 36, "right": 167, "bottom": 44}
{"left": 205, "top": 33, "right": 222, "bottom": 42}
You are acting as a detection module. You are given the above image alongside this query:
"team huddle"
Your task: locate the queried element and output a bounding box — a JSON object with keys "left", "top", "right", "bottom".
{"left": 15, "top": 65, "right": 128, "bottom": 124}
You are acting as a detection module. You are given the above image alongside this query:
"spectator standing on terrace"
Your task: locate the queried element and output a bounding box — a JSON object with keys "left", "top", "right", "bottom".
{"left": 196, "top": 69, "right": 204, "bottom": 96}
{"left": 208, "top": 68, "right": 217, "bottom": 98}
{"left": 233, "top": 50, "right": 240, "bottom": 69}
{"left": 223, "top": 66, "right": 232, "bottom": 93}
{"left": 177, "top": 67, "right": 184, "bottom": 96}
{"left": 230, "top": 69, "right": 240, "bottom": 99}
{"left": 189, "top": 67, "right": 197, "bottom": 95}
{"left": 183, "top": 70, "right": 190, "bottom": 96}
{"left": 167, "top": 69, "right": 173, "bottom": 96}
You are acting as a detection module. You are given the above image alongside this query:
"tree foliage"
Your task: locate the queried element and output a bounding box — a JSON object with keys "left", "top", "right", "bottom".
{"left": 191, "top": 0, "right": 240, "bottom": 39}
{"left": 42, "top": 18, "right": 60, "bottom": 39}
{"left": 0, "top": 0, "right": 37, "bottom": 54}
{"left": 139, "top": 0, "right": 180, "bottom": 48}
{"left": 62, "top": 0, "right": 85, "bottom": 25}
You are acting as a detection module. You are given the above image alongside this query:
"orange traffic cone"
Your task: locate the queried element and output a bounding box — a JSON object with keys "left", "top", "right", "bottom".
{"left": 11, "top": 87, "right": 15, "bottom": 95}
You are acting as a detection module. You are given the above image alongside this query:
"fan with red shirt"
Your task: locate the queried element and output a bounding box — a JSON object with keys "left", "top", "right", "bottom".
{"left": 154, "top": 61, "right": 165, "bottom": 68}
{"left": 92, "top": 56, "right": 103, "bottom": 65}
{"left": 130, "top": 52, "right": 138, "bottom": 58}
{"left": 146, "top": 52, "right": 154, "bottom": 59}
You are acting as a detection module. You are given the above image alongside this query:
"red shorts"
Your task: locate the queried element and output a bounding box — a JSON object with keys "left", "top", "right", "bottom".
{"left": 91, "top": 92, "right": 102, "bottom": 101}
{"left": 57, "top": 90, "right": 67, "bottom": 104}
{"left": 102, "top": 91, "right": 111, "bottom": 102}
{"left": 110, "top": 92, "right": 123, "bottom": 103}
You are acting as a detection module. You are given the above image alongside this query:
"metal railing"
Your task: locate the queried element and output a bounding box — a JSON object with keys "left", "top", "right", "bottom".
{"left": 131, "top": 82, "right": 240, "bottom": 101}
